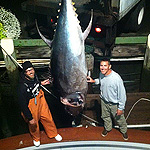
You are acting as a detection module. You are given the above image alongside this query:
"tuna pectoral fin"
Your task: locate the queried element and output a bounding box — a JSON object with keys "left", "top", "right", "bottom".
{"left": 35, "top": 20, "right": 52, "bottom": 47}
{"left": 83, "top": 9, "right": 93, "bottom": 40}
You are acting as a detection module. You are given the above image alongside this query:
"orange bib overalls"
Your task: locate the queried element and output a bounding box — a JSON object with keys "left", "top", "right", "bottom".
{"left": 22, "top": 89, "right": 57, "bottom": 141}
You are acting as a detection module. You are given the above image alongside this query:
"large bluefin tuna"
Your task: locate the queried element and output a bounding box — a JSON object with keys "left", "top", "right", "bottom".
{"left": 36, "top": 0, "right": 93, "bottom": 116}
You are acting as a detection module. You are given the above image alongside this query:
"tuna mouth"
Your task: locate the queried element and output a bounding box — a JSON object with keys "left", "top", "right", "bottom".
{"left": 60, "top": 92, "right": 84, "bottom": 108}
{"left": 60, "top": 92, "right": 85, "bottom": 116}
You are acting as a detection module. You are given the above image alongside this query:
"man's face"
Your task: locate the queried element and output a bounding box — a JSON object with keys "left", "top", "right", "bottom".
{"left": 100, "top": 61, "right": 111, "bottom": 76}
{"left": 25, "top": 67, "right": 35, "bottom": 79}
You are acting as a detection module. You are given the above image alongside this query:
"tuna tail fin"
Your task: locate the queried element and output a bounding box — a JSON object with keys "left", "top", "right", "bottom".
{"left": 35, "top": 20, "right": 52, "bottom": 47}
{"left": 82, "top": 9, "right": 93, "bottom": 40}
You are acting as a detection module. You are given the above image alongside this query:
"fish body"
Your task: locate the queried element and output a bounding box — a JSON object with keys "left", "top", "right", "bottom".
{"left": 37, "top": 0, "right": 93, "bottom": 116}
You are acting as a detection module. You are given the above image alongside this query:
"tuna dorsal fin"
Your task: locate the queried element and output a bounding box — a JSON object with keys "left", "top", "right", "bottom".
{"left": 83, "top": 10, "right": 93, "bottom": 40}
{"left": 35, "top": 20, "right": 52, "bottom": 47}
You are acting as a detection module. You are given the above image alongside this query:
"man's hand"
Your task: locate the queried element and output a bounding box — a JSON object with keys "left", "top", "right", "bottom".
{"left": 116, "top": 109, "right": 123, "bottom": 116}
{"left": 29, "top": 119, "right": 37, "bottom": 132}
{"left": 87, "top": 76, "right": 95, "bottom": 83}
{"left": 29, "top": 118, "right": 36, "bottom": 125}
{"left": 41, "top": 79, "right": 50, "bottom": 85}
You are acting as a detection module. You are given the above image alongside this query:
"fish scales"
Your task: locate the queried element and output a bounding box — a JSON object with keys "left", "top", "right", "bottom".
{"left": 36, "top": 0, "right": 93, "bottom": 116}
{"left": 52, "top": 1, "right": 87, "bottom": 94}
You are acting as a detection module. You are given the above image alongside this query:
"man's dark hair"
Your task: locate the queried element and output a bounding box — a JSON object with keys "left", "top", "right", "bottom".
{"left": 100, "top": 57, "right": 111, "bottom": 65}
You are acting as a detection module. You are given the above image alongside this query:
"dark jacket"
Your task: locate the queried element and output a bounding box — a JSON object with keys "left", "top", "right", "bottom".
{"left": 18, "top": 72, "right": 40, "bottom": 121}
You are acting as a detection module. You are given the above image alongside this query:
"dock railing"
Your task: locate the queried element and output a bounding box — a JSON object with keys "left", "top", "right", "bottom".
{"left": 0, "top": 36, "right": 148, "bottom": 67}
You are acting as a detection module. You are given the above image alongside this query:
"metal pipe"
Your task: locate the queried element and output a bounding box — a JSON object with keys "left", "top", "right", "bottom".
{"left": 115, "top": 124, "right": 150, "bottom": 128}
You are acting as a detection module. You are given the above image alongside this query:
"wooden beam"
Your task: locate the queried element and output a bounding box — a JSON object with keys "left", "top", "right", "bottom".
{"left": 13, "top": 36, "right": 148, "bottom": 47}
{"left": 14, "top": 39, "right": 46, "bottom": 47}
{"left": 115, "top": 36, "right": 147, "bottom": 44}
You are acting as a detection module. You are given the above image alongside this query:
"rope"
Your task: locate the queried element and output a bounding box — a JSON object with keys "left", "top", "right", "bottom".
{"left": 81, "top": 114, "right": 100, "bottom": 125}
{"left": 0, "top": 45, "right": 57, "bottom": 99}
{"left": 0, "top": 45, "right": 23, "bottom": 69}
{"left": 125, "top": 98, "right": 150, "bottom": 121}
{"left": 82, "top": 97, "right": 150, "bottom": 127}
{"left": 40, "top": 85, "right": 57, "bottom": 99}
{"left": 82, "top": 98, "right": 150, "bottom": 127}
{"left": 2, "top": 45, "right": 150, "bottom": 126}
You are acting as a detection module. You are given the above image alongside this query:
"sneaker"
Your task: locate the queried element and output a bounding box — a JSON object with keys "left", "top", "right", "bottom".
{"left": 55, "top": 134, "right": 62, "bottom": 141}
{"left": 33, "top": 140, "right": 40, "bottom": 147}
{"left": 122, "top": 132, "right": 128, "bottom": 140}
{"left": 101, "top": 129, "right": 108, "bottom": 137}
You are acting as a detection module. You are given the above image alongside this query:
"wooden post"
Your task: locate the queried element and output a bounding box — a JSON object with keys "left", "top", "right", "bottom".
{"left": 140, "top": 34, "right": 150, "bottom": 91}
{"left": 1, "top": 38, "right": 19, "bottom": 102}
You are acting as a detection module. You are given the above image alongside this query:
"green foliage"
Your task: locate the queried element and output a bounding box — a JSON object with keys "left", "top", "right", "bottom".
{"left": 0, "top": 23, "right": 6, "bottom": 40}
{"left": 0, "top": 7, "right": 21, "bottom": 40}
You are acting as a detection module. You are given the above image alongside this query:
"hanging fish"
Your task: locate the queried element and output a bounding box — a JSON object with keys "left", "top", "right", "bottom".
{"left": 36, "top": 0, "right": 93, "bottom": 116}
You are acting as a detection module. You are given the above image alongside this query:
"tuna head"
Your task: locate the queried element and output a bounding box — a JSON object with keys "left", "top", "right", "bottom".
{"left": 36, "top": 0, "right": 93, "bottom": 116}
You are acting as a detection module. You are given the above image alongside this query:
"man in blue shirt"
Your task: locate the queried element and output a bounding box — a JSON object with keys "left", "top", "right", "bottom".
{"left": 87, "top": 58, "right": 128, "bottom": 140}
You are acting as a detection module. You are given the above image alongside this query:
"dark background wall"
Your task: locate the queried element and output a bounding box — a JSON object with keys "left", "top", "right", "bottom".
{"left": 0, "top": 0, "right": 150, "bottom": 38}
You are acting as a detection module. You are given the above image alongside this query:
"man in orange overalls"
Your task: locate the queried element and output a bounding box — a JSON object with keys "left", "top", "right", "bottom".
{"left": 18, "top": 61, "right": 62, "bottom": 147}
